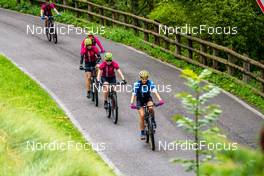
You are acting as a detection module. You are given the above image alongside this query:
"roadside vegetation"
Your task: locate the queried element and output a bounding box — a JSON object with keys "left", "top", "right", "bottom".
{"left": 1, "top": 0, "right": 264, "bottom": 114}
{"left": 0, "top": 54, "right": 115, "bottom": 176}
{"left": 173, "top": 68, "right": 264, "bottom": 176}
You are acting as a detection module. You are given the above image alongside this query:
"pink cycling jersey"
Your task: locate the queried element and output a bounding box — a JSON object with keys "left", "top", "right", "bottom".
{"left": 41, "top": 3, "right": 55, "bottom": 16}
{"left": 80, "top": 35, "right": 104, "bottom": 55}
{"left": 83, "top": 46, "right": 100, "bottom": 63}
{"left": 99, "top": 61, "right": 119, "bottom": 77}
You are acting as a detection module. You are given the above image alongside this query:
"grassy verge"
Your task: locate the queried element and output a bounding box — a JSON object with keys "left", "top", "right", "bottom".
{"left": 1, "top": 0, "right": 264, "bottom": 114}
{"left": 0, "top": 54, "right": 115, "bottom": 175}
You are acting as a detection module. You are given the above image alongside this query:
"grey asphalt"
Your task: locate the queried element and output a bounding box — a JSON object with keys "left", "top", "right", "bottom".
{"left": 0, "top": 8, "right": 263, "bottom": 176}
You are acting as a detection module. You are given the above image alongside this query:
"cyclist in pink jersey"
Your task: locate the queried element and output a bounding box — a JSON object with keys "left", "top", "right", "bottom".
{"left": 97, "top": 52, "right": 126, "bottom": 109}
{"left": 40, "top": 0, "right": 60, "bottom": 28}
{"left": 80, "top": 33, "right": 105, "bottom": 55}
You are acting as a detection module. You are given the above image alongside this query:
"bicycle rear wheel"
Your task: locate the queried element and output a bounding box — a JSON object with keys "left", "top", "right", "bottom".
{"left": 111, "top": 93, "right": 118, "bottom": 124}
{"left": 46, "top": 22, "right": 52, "bottom": 41}
{"left": 106, "top": 100, "right": 111, "bottom": 118}
{"left": 148, "top": 118, "right": 155, "bottom": 151}
{"left": 53, "top": 30, "right": 57, "bottom": 44}
{"left": 46, "top": 30, "right": 51, "bottom": 41}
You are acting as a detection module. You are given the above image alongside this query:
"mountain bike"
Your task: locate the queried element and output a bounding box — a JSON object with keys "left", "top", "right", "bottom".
{"left": 41, "top": 15, "right": 58, "bottom": 44}
{"left": 105, "top": 81, "right": 126, "bottom": 124}
{"left": 80, "top": 55, "right": 101, "bottom": 106}
{"left": 142, "top": 103, "right": 161, "bottom": 151}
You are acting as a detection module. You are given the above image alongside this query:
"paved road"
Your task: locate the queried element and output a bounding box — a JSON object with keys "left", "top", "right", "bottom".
{"left": 0, "top": 8, "right": 263, "bottom": 176}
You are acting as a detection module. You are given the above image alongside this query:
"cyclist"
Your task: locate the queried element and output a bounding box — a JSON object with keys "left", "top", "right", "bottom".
{"left": 96, "top": 52, "right": 126, "bottom": 109}
{"left": 80, "top": 38, "right": 101, "bottom": 98}
{"left": 130, "top": 70, "right": 164, "bottom": 140}
{"left": 40, "top": 0, "right": 60, "bottom": 28}
{"left": 80, "top": 32, "right": 105, "bottom": 55}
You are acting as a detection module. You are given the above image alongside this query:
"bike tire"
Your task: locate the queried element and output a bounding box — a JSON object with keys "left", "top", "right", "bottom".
{"left": 111, "top": 93, "right": 118, "bottom": 124}
{"left": 46, "top": 32, "right": 51, "bottom": 41}
{"left": 46, "top": 22, "right": 52, "bottom": 42}
{"left": 106, "top": 101, "right": 111, "bottom": 118}
{"left": 148, "top": 118, "right": 155, "bottom": 151}
{"left": 53, "top": 31, "right": 57, "bottom": 44}
{"left": 146, "top": 128, "right": 149, "bottom": 143}
{"left": 94, "top": 84, "right": 98, "bottom": 107}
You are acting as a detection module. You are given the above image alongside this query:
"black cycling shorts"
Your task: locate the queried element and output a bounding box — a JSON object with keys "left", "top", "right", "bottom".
{"left": 101, "top": 76, "right": 116, "bottom": 84}
{"left": 85, "top": 62, "right": 96, "bottom": 72}
{"left": 136, "top": 96, "right": 153, "bottom": 110}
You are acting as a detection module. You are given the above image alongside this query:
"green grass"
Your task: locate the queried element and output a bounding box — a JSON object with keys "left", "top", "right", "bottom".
{"left": 1, "top": 0, "right": 264, "bottom": 114}
{"left": 0, "top": 55, "right": 115, "bottom": 176}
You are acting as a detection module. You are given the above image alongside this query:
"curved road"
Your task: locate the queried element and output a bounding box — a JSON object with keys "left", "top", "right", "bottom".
{"left": 1, "top": 8, "right": 263, "bottom": 176}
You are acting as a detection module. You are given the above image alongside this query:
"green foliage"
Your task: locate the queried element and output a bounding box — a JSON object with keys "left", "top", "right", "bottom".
{"left": 200, "top": 140, "right": 264, "bottom": 176}
{"left": 149, "top": 0, "right": 264, "bottom": 61}
{"left": 0, "top": 55, "right": 115, "bottom": 176}
{"left": 148, "top": 0, "right": 188, "bottom": 25}
{"left": 173, "top": 69, "right": 222, "bottom": 174}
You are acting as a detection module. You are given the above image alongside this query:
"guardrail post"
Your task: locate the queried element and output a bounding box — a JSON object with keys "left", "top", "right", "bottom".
{"left": 74, "top": 0, "right": 80, "bottom": 17}
{"left": 164, "top": 33, "right": 170, "bottom": 50}
{"left": 242, "top": 54, "right": 250, "bottom": 83}
{"left": 124, "top": 15, "right": 129, "bottom": 30}
{"left": 261, "top": 61, "right": 264, "bottom": 93}
{"left": 227, "top": 54, "right": 235, "bottom": 76}
{"left": 112, "top": 12, "right": 118, "bottom": 27}
{"left": 187, "top": 34, "right": 193, "bottom": 59}
{"left": 212, "top": 49, "right": 219, "bottom": 69}
{"left": 98, "top": 8, "right": 104, "bottom": 25}
{"left": 62, "top": 0, "right": 67, "bottom": 5}
{"left": 143, "top": 22, "right": 149, "bottom": 42}
{"left": 133, "top": 18, "right": 139, "bottom": 36}
{"left": 200, "top": 44, "right": 207, "bottom": 65}
{"left": 175, "top": 34, "right": 181, "bottom": 55}
{"left": 154, "top": 25, "right": 160, "bottom": 45}
{"left": 87, "top": 3, "right": 93, "bottom": 21}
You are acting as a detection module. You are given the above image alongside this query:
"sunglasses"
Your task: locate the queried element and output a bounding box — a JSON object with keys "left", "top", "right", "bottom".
{"left": 105, "top": 60, "right": 112, "bottom": 62}
{"left": 140, "top": 77, "right": 148, "bottom": 80}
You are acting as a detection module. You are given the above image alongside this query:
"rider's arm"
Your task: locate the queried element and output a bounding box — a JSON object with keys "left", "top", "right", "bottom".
{"left": 80, "top": 39, "right": 85, "bottom": 54}
{"left": 130, "top": 94, "right": 136, "bottom": 104}
{"left": 149, "top": 80, "right": 162, "bottom": 101}
{"left": 94, "top": 36, "right": 105, "bottom": 53}
{"left": 116, "top": 69, "right": 125, "bottom": 80}
{"left": 131, "top": 82, "right": 138, "bottom": 104}
{"left": 97, "top": 69, "right": 102, "bottom": 81}
{"left": 40, "top": 9, "right": 44, "bottom": 17}
{"left": 54, "top": 8, "right": 60, "bottom": 15}
{"left": 154, "top": 92, "right": 162, "bottom": 101}
{"left": 80, "top": 54, "right": 84, "bottom": 65}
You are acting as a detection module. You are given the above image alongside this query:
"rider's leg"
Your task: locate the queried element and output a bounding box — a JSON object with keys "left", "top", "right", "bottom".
{"left": 45, "top": 19, "right": 48, "bottom": 33}
{"left": 103, "top": 81, "right": 109, "bottom": 109}
{"left": 85, "top": 72, "right": 92, "bottom": 98}
{"left": 138, "top": 107, "right": 146, "bottom": 139}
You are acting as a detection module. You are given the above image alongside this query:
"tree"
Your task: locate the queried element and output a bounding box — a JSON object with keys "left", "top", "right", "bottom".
{"left": 172, "top": 69, "right": 222, "bottom": 175}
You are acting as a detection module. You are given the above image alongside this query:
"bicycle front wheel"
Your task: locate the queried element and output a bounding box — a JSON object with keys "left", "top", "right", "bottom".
{"left": 53, "top": 31, "right": 57, "bottom": 44}
{"left": 111, "top": 93, "right": 118, "bottom": 124}
{"left": 148, "top": 118, "right": 155, "bottom": 151}
{"left": 94, "top": 83, "right": 98, "bottom": 107}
